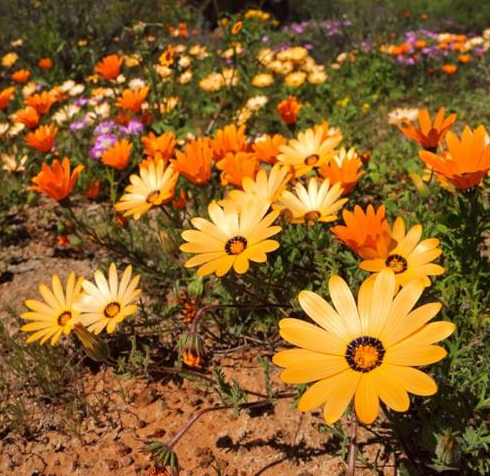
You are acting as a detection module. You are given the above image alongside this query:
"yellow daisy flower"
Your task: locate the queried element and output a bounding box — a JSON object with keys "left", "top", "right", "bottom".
{"left": 277, "top": 126, "right": 342, "bottom": 177}
{"left": 275, "top": 178, "right": 347, "bottom": 224}
{"left": 273, "top": 269, "right": 455, "bottom": 424}
{"left": 180, "top": 197, "right": 281, "bottom": 277}
{"left": 73, "top": 263, "right": 142, "bottom": 334}
{"left": 21, "top": 272, "right": 84, "bottom": 345}
{"left": 360, "top": 217, "right": 444, "bottom": 288}
{"left": 226, "top": 163, "right": 292, "bottom": 209}
{"left": 114, "top": 159, "right": 179, "bottom": 219}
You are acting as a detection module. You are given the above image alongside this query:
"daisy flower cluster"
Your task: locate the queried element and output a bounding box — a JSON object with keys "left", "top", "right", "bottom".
{"left": 21, "top": 263, "right": 141, "bottom": 345}
{"left": 381, "top": 28, "right": 490, "bottom": 74}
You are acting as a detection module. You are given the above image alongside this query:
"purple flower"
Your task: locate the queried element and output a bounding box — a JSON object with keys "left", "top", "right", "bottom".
{"left": 94, "top": 121, "right": 116, "bottom": 136}
{"left": 303, "top": 43, "right": 313, "bottom": 50}
{"left": 74, "top": 97, "right": 88, "bottom": 106}
{"left": 261, "top": 35, "right": 269, "bottom": 42}
{"left": 119, "top": 119, "right": 144, "bottom": 136}
{"left": 90, "top": 133, "right": 117, "bottom": 159}
{"left": 70, "top": 118, "right": 88, "bottom": 131}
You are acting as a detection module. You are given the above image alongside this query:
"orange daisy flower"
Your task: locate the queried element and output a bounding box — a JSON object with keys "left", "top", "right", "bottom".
{"left": 101, "top": 138, "right": 132, "bottom": 170}
{"left": 13, "top": 106, "right": 41, "bottom": 128}
{"left": 0, "top": 87, "right": 15, "bottom": 110}
{"left": 38, "top": 58, "right": 53, "bottom": 69}
{"left": 331, "top": 204, "right": 393, "bottom": 259}
{"left": 211, "top": 124, "right": 248, "bottom": 160}
{"left": 11, "top": 69, "right": 30, "bottom": 83}
{"left": 318, "top": 148, "right": 364, "bottom": 194}
{"left": 30, "top": 157, "right": 84, "bottom": 201}
{"left": 442, "top": 64, "right": 457, "bottom": 75}
{"left": 172, "top": 137, "right": 213, "bottom": 185}
{"left": 25, "top": 125, "right": 58, "bottom": 153}
{"left": 399, "top": 108, "right": 456, "bottom": 152}
{"left": 116, "top": 87, "right": 149, "bottom": 113}
{"left": 458, "top": 54, "right": 471, "bottom": 64}
{"left": 314, "top": 120, "right": 343, "bottom": 142}
{"left": 24, "top": 91, "right": 56, "bottom": 115}
{"left": 141, "top": 131, "right": 176, "bottom": 162}
{"left": 94, "top": 54, "right": 123, "bottom": 80}
{"left": 277, "top": 96, "right": 302, "bottom": 125}
{"left": 419, "top": 125, "right": 490, "bottom": 190}
{"left": 252, "top": 134, "right": 287, "bottom": 165}
{"left": 360, "top": 217, "right": 444, "bottom": 289}
{"left": 216, "top": 151, "right": 259, "bottom": 188}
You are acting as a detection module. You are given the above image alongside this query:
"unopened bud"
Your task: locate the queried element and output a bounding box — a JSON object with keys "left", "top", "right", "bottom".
{"left": 159, "top": 229, "right": 177, "bottom": 254}
{"left": 179, "top": 331, "right": 205, "bottom": 368}
{"left": 410, "top": 172, "right": 431, "bottom": 198}
{"left": 73, "top": 323, "right": 110, "bottom": 362}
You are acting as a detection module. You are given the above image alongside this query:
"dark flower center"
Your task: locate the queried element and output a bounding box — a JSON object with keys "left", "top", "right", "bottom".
{"left": 305, "top": 154, "right": 319, "bottom": 165}
{"left": 146, "top": 190, "right": 160, "bottom": 204}
{"left": 304, "top": 210, "right": 321, "bottom": 224}
{"left": 346, "top": 336, "right": 385, "bottom": 373}
{"left": 57, "top": 311, "right": 72, "bottom": 326}
{"left": 225, "top": 236, "right": 247, "bottom": 255}
{"left": 104, "top": 301, "right": 121, "bottom": 318}
{"left": 385, "top": 254, "right": 408, "bottom": 274}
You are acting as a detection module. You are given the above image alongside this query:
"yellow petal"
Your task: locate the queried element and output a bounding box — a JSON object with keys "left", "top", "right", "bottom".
{"left": 366, "top": 268, "right": 395, "bottom": 336}
{"left": 381, "top": 280, "right": 427, "bottom": 345}
{"left": 385, "top": 344, "right": 447, "bottom": 366}
{"left": 322, "top": 370, "right": 361, "bottom": 424}
{"left": 328, "top": 275, "right": 361, "bottom": 337}
{"left": 279, "top": 355, "right": 348, "bottom": 384}
{"left": 233, "top": 253, "right": 250, "bottom": 274}
{"left": 387, "top": 365, "right": 437, "bottom": 396}
{"left": 397, "top": 321, "right": 455, "bottom": 346}
{"left": 298, "top": 290, "right": 350, "bottom": 340}
{"left": 354, "top": 374, "right": 379, "bottom": 424}
{"left": 370, "top": 366, "right": 409, "bottom": 412}
{"left": 278, "top": 318, "right": 346, "bottom": 355}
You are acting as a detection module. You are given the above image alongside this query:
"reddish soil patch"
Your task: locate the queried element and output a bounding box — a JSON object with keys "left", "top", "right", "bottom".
{"left": 0, "top": 202, "right": 397, "bottom": 475}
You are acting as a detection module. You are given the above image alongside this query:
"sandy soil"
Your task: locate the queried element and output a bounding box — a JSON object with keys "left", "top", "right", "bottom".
{"left": 0, "top": 201, "right": 397, "bottom": 476}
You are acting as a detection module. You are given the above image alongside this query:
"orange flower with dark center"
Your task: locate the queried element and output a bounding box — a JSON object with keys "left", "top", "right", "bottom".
{"left": 38, "top": 58, "right": 52, "bottom": 69}
{"left": 318, "top": 155, "right": 364, "bottom": 194}
{"left": 30, "top": 157, "right": 84, "bottom": 201}
{"left": 211, "top": 124, "right": 248, "bottom": 160}
{"left": 414, "top": 39, "right": 427, "bottom": 50}
{"left": 399, "top": 107, "right": 456, "bottom": 152}
{"left": 442, "top": 64, "right": 457, "bottom": 75}
{"left": 25, "top": 91, "right": 56, "bottom": 115}
{"left": 458, "top": 54, "right": 471, "bottom": 64}
{"left": 172, "top": 137, "right": 213, "bottom": 184}
{"left": 141, "top": 131, "right": 176, "bottom": 162}
{"left": 25, "top": 125, "right": 58, "bottom": 153}
{"left": 277, "top": 96, "right": 302, "bottom": 125}
{"left": 11, "top": 69, "right": 30, "bottom": 83}
{"left": 94, "top": 54, "right": 123, "bottom": 80}
{"left": 101, "top": 138, "right": 132, "bottom": 170}
{"left": 252, "top": 134, "right": 287, "bottom": 164}
{"left": 13, "top": 106, "right": 41, "bottom": 128}
{"left": 419, "top": 125, "right": 490, "bottom": 190}
{"left": 116, "top": 87, "right": 149, "bottom": 113}
{"left": 0, "top": 87, "right": 15, "bottom": 110}
{"left": 216, "top": 151, "right": 259, "bottom": 187}
{"left": 330, "top": 204, "right": 393, "bottom": 259}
